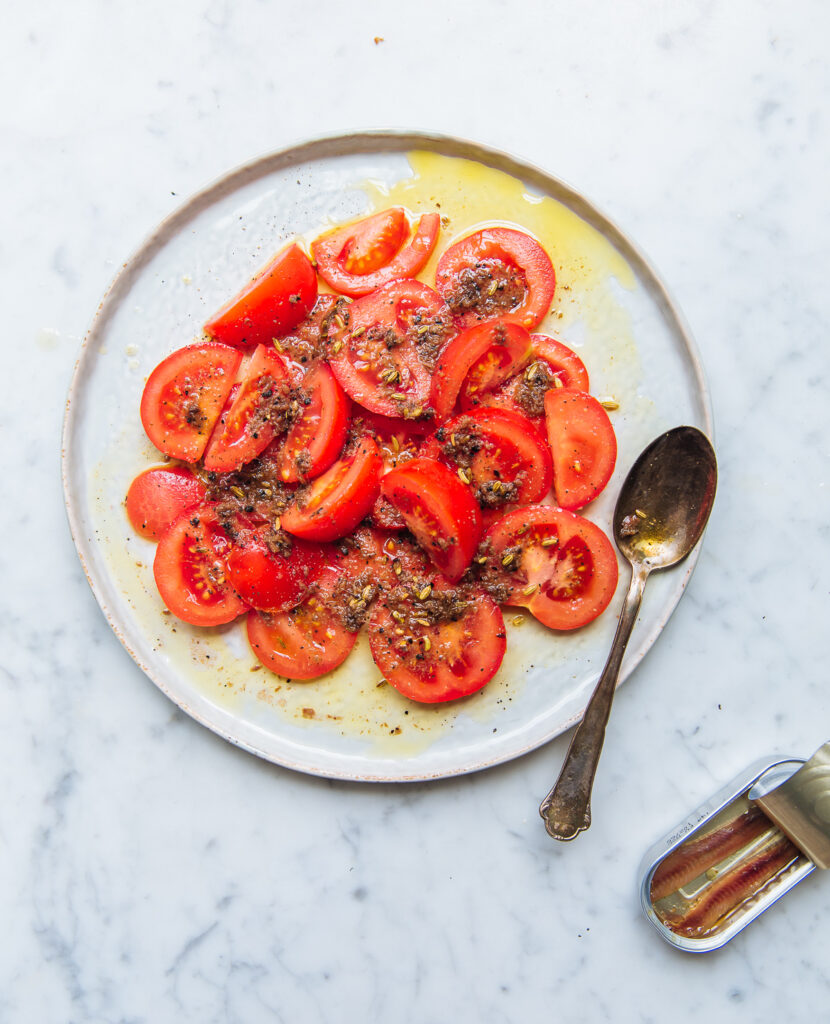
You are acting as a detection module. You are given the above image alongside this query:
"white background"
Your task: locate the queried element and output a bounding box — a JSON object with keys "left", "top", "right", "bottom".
{"left": 2, "top": 1, "right": 829, "bottom": 1021}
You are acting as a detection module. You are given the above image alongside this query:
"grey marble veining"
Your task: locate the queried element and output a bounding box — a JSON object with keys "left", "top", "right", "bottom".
{"left": 2, "top": 0, "right": 830, "bottom": 1020}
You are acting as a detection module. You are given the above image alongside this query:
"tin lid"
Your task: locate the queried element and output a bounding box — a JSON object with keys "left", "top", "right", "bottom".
{"left": 752, "top": 742, "right": 830, "bottom": 869}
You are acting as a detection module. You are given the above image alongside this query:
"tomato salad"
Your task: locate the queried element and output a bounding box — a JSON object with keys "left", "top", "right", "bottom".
{"left": 127, "top": 207, "right": 620, "bottom": 705}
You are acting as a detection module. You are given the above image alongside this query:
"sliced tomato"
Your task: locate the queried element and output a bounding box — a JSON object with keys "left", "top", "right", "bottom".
{"left": 368, "top": 582, "right": 506, "bottom": 703}
{"left": 313, "top": 209, "right": 440, "bottom": 297}
{"left": 355, "top": 410, "right": 429, "bottom": 529}
{"left": 276, "top": 363, "right": 349, "bottom": 483}
{"left": 153, "top": 505, "right": 248, "bottom": 627}
{"left": 421, "top": 408, "right": 553, "bottom": 519}
{"left": 331, "top": 526, "right": 433, "bottom": 591}
{"left": 126, "top": 465, "right": 207, "bottom": 540}
{"left": 430, "top": 319, "right": 533, "bottom": 422}
{"left": 481, "top": 506, "right": 618, "bottom": 630}
{"left": 328, "top": 279, "right": 454, "bottom": 421}
{"left": 223, "top": 519, "right": 326, "bottom": 612}
{"left": 435, "top": 227, "right": 555, "bottom": 330}
{"left": 247, "top": 564, "right": 358, "bottom": 680}
{"left": 281, "top": 436, "right": 382, "bottom": 542}
{"left": 380, "top": 457, "right": 482, "bottom": 583}
{"left": 544, "top": 388, "right": 617, "bottom": 510}
{"left": 140, "top": 342, "right": 242, "bottom": 462}
{"left": 202, "top": 344, "right": 292, "bottom": 473}
{"left": 460, "top": 333, "right": 589, "bottom": 419}
{"left": 272, "top": 293, "right": 341, "bottom": 378}
{"left": 204, "top": 243, "right": 317, "bottom": 349}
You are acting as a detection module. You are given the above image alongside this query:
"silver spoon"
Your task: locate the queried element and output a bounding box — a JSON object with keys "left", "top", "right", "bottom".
{"left": 539, "top": 425, "right": 717, "bottom": 841}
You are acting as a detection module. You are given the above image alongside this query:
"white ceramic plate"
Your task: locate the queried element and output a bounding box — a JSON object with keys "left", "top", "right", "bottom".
{"left": 62, "top": 132, "right": 712, "bottom": 782}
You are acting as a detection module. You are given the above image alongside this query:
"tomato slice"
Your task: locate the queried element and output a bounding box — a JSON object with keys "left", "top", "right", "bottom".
{"left": 354, "top": 410, "right": 429, "bottom": 529}
{"left": 430, "top": 319, "right": 533, "bottom": 422}
{"left": 153, "top": 505, "right": 248, "bottom": 627}
{"left": 313, "top": 209, "right": 441, "bottom": 297}
{"left": 420, "top": 408, "right": 553, "bottom": 519}
{"left": 281, "top": 436, "right": 382, "bottom": 542}
{"left": 544, "top": 388, "right": 617, "bottom": 510}
{"left": 460, "top": 333, "right": 589, "bottom": 419}
{"left": 126, "top": 465, "right": 207, "bottom": 540}
{"left": 435, "top": 227, "right": 555, "bottom": 330}
{"left": 247, "top": 564, "right": 358, "bottom": 679}
{"left": 140, "top": 342, "right": 242, "bottom": 462}
{"left": 331, "top": 527, "right": 433, "bottom": 592}
{"left": 380, "top": 457, "right": 482, "bottom": 583}
{"left": 480, "top": 506, "right": 618, "bottom": 630}
{"left": 204, "top": 243, "right": 318, "bottom": 349}
{"left": 276, "top": 363, "right": 349, "bottom": 483}
{"left": 368, "top": 581, "right": 506, "bottom": 703}
{"left": 202, "top": 345, "right": 291, "bottom": 473}
{"left": 328, "top": 279, "right": 454, "bottom": 421}
{"left": 223, "top": 519, "right": 326, "bottom": 612}
{"left": 272, "top": 293, "right": 342, "bottom": 378}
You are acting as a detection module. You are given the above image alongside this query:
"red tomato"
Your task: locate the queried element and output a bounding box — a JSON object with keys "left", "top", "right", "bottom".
{"left": 273, "top": 293, "right": 340, "bottom": 378}
{"left": 481, "top": 506, "right": 618, "bottom": 630}
{"left": 328, "top": 279, "right": 454, "bottom": 421}
{"left": 368, "top": 582, "right": 506, "bottom": 703}
{"left": 277, "top": 363, "right": 349, "bottom": 483}
{"left": 224, "top": 521, "right": 326, "bottom": 612}
{"left": 140, "top": 342, "right": 242, "bottom": 462}
{"left": 204, "top": 243, "right": 317, "bottom": 349}
{"left": 356, "top": 410, "right": 429, "bottom": 529}
{"left": 435, "top": 227, "right": 555, "bottom": 330}
{"left": 313, "top": 208, "right": 441, "bottom": 297}
{"left": 126, "top": 465, "right": 207, "bottom": 540}
{"left": 380, "top": 457, "right": 482, "bottom": 583}
{"left": 420, "top": 408, "right": 553, "bottom": 518}
{"left": 202, "top": 344, "right": 290, "bottom": 473}
{"left": 247, "top": 564, "right": 358, "bottom": 679}
{"left": 544, "top": 388, "right": 617, "bottom": 510}
{"left": 460, "top": 333, "right": 589, "bottom": 419}
{"left": 153, "top": 505, "right": 248, "bottom": 627}
{"left": 281, "top": 437, "right": 382, "bottom": 542}
{"left": 430, "top": 319, "right": 533, "bottom": 422}
{"left": 331, "top": 526, "right": 433, "bottom": 591}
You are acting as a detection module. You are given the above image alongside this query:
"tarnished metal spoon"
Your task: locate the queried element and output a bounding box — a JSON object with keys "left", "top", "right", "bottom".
{"left": 539, "top": 426, "right": 717, "bottom": 841}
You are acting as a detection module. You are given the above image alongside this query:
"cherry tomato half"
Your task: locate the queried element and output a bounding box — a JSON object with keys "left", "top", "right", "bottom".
{"left": 544, "top": 388, "right": 617, "bottom": 510}
{"left": 126, "top": 465, "right": 207, "bottom": 541}
{"left": 313, "top": 208, "right": 441, "bottom": 297}
{"left": 204, "top": 243, "right": 318, "bottom": 349}
{"left": 435, "top": 227, "right": 555, "bottom": 331}
{"left": 223, "top": 520, "right": 326, "bottom": 612}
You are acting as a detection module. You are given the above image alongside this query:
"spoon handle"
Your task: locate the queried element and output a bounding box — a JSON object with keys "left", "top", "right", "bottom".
{"left": 539, "top": 564, "right": 648, "bottom": 840}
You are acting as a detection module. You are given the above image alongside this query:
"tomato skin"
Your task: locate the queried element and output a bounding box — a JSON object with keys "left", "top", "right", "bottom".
{"left": 328, "top": 279, "right": 453, "bottom": 421}
{"left": 204, "top": 243, "right": 318, "bottom": 349}
{"left": 277, "top": 362, "right": 349, "bottom": 483}
{"left": 429, "top": 319, "right": 533, "bottom": 422}
{"left": 482, "top": 506, "right": 618, "bottom": 630}
{"left": 223, "top": 522, "right": 326, "bottom": 612}
{"left": 380, "top": 457, "right": 482, "bottom": 583}
{"left": 247, "top": 564, "right": 358, "bottom": 680}
{"left": 126, "top": 465, "right": 207, "bottom": 540}
{"left": 368, "top": 584, "right": 506, "bottom": 703}
{"left": 313, "top": 209, "right": 441, "bottom": 297}
{"left": 435, "top": 227, "right": 555, "bottom": 330}
{"left": 153, "top": 505, "right": 248, "bottom": 627}
{"left": 544, "top": 388, "right": 617, "bottom": 510}
{"left": 281, "top": 436, "right": 382, "bottom": 542}
{"left": 140, "top": 342, "right": 242, "bottom": 462}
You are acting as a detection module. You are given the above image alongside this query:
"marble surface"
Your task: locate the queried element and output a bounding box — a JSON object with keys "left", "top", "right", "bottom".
{"left": 2, "top": 0, "right": 829, "bottom": 1020}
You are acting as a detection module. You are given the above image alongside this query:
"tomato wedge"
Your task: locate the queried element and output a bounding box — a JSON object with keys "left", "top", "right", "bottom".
{"left": 380, "top": 457, "right": 482, "bottom": 583}
{"left": 368, "top": 581, "right": 506, "bottom": 703}
{"left": 313, "top": 209, "right": 441, "bottom": 297}
{"left": 126, "top": 465, "right": 207, "bottom": 540}
{"left": 480, "top": 506, "right": 618, "bottom": 630}
{"left": 544, "top": 388, "right": 617, "bottom": 510}
{"left": 355, "top": 410, "right": 428, "bottom": 529}
{"left": 204, "top": 243, "right": 317, "bottom": 349}
{"left": 202, "top": 345, "right": 291, "bottom": 473}
{"left": 421, "top": 408, "right": 553, "bottom": 517}
{"left": 140, "top": 342, "right": 242, "bottom": 462}
{"left": 328, "top": 279, "right": 454, "bottom": 421}
{"left": 281, "top": 436, "right": 382, "bottom": 542}
{"left": 153, "top": 505, "right": 248, "bottom": 627}
{"left": 223, "top": 520, "right": 326, "bottom": 612}
{"left": 277, "top": 362, "right": 349, "bottom": 482}
{"left": 430, "top": 319, "right": 533, "bottom": 422}
{"left": 247, "top": 564, "right": 358, "bottom": 679}
{"left": 435, "top": 227, "right": 555, "bottom": 330}
{"left": 273, "top": 293, "right": 341, "bottom": 378}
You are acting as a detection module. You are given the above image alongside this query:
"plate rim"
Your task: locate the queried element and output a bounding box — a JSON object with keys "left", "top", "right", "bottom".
{"left": 61, "top": 129, "right": 714, "bottom": 782}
